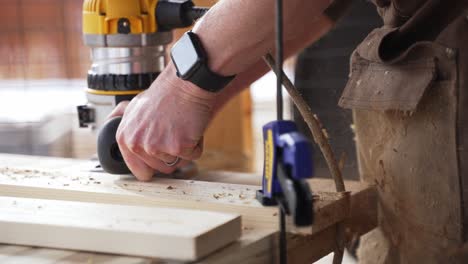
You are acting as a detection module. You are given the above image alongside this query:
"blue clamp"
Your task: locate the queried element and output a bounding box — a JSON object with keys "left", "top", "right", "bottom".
{"left": 256, "top": 120, "right": 314, "bottom": 226}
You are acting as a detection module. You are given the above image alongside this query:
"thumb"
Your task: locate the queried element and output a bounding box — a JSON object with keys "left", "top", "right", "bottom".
{"left": 108, "top": 101, "right": 130, "bottom": 118}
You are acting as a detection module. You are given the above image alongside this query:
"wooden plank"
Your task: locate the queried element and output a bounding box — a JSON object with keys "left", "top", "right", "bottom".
{"left": 0, "top": 154, "right": 370, "bottom": 235}
{"left": 0, "top": 164, "right": 354, "bottom": 234}
{"left": 200, "top": 91, "right": 254, "bottom": 172}
{"left": 0, "top": 154, "right": 377, "bottom": 263}
{"left": 0, "top": 244, "right": 156, "bottom": 264}
{"left": 0, "top": 196, "right": 241, "bottom": 261}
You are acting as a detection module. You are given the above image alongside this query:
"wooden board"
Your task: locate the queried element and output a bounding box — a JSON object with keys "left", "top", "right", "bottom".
{"left": 0, "top": 161, "right": 352, "bottom": 233}
{"left": 0, "top": 154, "right": 377, "bottom": 263}
{"left": 0, "top": 197, "right": 241, "bottom": 261}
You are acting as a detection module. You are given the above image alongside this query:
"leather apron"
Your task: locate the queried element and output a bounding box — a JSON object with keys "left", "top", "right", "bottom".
{"left": 338, "top": 0, "right": 468, "bottom": 263}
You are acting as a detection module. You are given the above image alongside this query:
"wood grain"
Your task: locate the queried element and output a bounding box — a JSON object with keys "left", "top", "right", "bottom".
{"left": 0, "top": 154, "right": 377, "bottom": 263}
{"left": 0, "top": 163, "right": 352, "bottom": 234}
{"left": 0, "top": 197, "right": 241, "bottom": 261}
{"left": 0, "top": 154, "right": 371, "bottom": 234}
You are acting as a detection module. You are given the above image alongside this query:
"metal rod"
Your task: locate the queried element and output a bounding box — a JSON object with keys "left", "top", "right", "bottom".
{"left": 275, "top": 0, "right": 287, "bottom": 262}
{"left": 279, "top": 208, "right": 287, "bottom": 264}
{"left": 275, "top": 0, "right": 284, "bottom": 121}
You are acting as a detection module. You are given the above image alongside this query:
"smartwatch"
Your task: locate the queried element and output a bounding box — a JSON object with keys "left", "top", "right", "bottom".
{"left": 170, "top": 31, "right": 235, "bottom": 93}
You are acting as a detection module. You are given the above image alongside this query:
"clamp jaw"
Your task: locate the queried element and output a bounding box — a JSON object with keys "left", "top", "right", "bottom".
{"left": 257, "top": 120, "right": 314, "bottom": 226}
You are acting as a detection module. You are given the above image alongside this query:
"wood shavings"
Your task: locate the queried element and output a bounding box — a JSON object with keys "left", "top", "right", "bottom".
{"left": 322, "top": 129, "right": 329, "bottom": 139}
{"left": 213, "top": 193, "right": 227, "bottom": 200}
{"left": 312, "top": 195, "right": 321, "bottom": 200}
{"left": 0, "top": 167, "right": 57, "bottom": 178}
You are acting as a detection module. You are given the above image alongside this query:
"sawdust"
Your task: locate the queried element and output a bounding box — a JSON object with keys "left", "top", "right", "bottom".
{"left": 312, "top": 195, "right": 321, "bottom": 200}
{"left": 0, "top": 167, "right": 57, "bottom": 179}
{"left": 213, "top": 193, "right": 226, "bottom": 199}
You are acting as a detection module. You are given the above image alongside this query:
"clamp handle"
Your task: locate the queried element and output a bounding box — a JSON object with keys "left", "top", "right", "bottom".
{"left": 97, "top": 116, "right": 131, "bottom": 174}
{"left": 277, "top": 163, "right": 314, "bottom": 226}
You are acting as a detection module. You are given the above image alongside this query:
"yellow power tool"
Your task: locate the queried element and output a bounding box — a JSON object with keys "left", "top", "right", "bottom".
{"left": 77, "top": 0, "right": 208, "bottom": 130}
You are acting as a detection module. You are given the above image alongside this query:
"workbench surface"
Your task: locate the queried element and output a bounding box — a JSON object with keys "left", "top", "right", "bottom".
{"left": 0, "top": 154, "right": 376, "bottom": 263}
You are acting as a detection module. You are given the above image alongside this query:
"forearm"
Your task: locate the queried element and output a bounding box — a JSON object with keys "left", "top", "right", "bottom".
{"left": 193, "top": 0, "right": 333, "bottom": 76}
{"left": 166, "top": 0, "right": 350, "bottom": 113}
{"left": 211, "top": 13, "right": 338, "bottom": 113}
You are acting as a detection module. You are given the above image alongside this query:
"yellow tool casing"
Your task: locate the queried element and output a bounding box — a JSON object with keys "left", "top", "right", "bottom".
{"left": 78, "top": 0, "right": 208, "bottom": 130}
{"left": 83, "top": 0, "right": 159, "bottom": 35}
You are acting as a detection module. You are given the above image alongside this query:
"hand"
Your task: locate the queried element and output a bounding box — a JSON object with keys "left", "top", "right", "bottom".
{"left": 108, "top": 64, "right": 217, "bottom": 181}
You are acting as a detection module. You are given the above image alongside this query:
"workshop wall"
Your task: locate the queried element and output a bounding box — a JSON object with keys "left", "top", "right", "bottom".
{"left": 0, "top": 0, "right": 88, "bottom": 79}
{"left": 293, "top": 0, "right": 382, "bottom": 180}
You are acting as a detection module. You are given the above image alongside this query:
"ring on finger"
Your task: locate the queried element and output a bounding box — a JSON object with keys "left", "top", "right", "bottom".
{"left": 164, "top": 156, "right": 180, "bottom": 167}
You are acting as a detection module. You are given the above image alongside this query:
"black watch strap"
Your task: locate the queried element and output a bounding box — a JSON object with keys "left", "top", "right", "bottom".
{"left": 171, "top": 31, "right": 235, "bottom": 93}
{"left": 187, "top": 64, "right": 235, "bottom": 93}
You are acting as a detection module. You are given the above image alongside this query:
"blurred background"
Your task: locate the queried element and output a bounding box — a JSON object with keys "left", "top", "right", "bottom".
{"left": 0, "top": 0, "right": 380, "bottom": 181}
{"left": 0, "top": 0, "right": 89, "bottom": 158}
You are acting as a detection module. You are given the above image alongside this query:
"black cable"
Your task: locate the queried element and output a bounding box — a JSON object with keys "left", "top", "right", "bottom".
{"left": 276, "top": 0, "right": 284, "bottom": 121}
{"left": 187, "top": 7, "right": 209, "bottom": 21}
{"left": 275, "top": 0, "right": 287, "bottom": 263}
{"left": 279, "top": 208, "right": 287, "bottom": 264}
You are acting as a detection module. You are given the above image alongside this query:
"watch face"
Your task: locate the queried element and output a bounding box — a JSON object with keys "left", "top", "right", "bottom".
{"left": 171, "top": 33, "right": 201, "bottom": 79}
